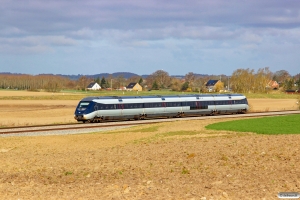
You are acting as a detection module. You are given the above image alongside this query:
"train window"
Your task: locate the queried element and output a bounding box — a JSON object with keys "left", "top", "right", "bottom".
{"left": 98, "top": 104, "right": 104, "bottom": 110}
{"left": 189, "top": 101, "right": 196, "bottom": 110}
{"left": 132, "top": 103, "right": 142, "bottom": 108}
{"left": 77, "top": 101, "right": 90, "bottom": 111}
{"left": 145, "top": 103, "right": 151, "bottom": 108}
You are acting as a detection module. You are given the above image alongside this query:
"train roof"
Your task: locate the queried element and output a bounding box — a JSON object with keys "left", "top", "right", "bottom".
{"left": 80, "top": 94, "right": 245, "bottom": 101}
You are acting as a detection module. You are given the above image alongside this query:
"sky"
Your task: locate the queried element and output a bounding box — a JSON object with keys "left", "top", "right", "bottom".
{"left": 0, "top": 0, "right": 300, "bottom": 76}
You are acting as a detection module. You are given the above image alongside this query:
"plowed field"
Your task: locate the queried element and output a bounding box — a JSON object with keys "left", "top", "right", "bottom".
{"left": 0, "top": 91, "right": 299, "bottom": 199}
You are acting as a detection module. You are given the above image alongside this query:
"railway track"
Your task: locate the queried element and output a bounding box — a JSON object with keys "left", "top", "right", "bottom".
{"left": 1, "top": 110, "right": 300, "bottom": 136}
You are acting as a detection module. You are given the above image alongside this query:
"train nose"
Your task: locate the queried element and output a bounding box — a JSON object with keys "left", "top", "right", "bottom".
{"left": 74, "top": 115, "right": 85, "bottom": 120}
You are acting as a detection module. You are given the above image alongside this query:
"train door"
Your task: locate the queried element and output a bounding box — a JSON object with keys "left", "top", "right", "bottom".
{"left": 118, "top": 103, "right": 124, "bottom": 116}
{"left": 197, "top": 101, "right": 200, "bottom": 110}
{"left": 181, "top": 101, "right": 187, "bottom": 113}
{"left": 162, "top": 102, "right": 166, "bottom": 113}
{"left": 196, "top": 101, "right": 201, "bottom": 114}
{"left": 211, "top": 96, "right": 216, "bottom": 112}
{"left": 93, "top": 103, "right": 99, "bottom": 116}
{"left": 228, "top": 100, "right": 232, "bottom": 111}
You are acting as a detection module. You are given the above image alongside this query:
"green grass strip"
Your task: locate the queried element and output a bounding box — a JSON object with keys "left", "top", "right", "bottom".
{"left": 205, "top": 114, "right": 300, "bottom": 135}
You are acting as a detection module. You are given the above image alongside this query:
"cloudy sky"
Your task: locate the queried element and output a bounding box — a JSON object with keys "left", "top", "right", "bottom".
{"left": 1, "top": 0, "right": 300, "bottom": 76}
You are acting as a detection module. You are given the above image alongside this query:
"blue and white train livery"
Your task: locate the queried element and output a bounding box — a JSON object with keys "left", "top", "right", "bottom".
{"left": 74, "top": 94, "right": 249, "bottom": 123}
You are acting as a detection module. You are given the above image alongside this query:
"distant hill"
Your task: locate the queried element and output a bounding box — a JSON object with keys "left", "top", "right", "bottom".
{"left": 0, "top": 72, "right": 210, "bottom": 80}
{"left": 60, "top": 72, "right": 141, "bottom": 80}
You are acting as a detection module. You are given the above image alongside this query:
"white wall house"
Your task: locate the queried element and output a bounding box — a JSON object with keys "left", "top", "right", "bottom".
{"left": 86, "top": 82, "right": 101, "bottom": 90}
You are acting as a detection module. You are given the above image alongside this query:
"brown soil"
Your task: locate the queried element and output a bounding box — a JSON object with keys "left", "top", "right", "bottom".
{"left": 0, "top": 100, "right": 78, "bottom": 126}
{"left": 0, "top": 90, "right": 81, "bottom": 96}
{"left": 249, "top": 99, "right": 298, "bottom": 111}
{"left": 0, "top": 96, "right": 299, "bottom": 199}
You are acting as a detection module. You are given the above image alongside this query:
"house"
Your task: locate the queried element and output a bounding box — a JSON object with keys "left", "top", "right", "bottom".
{"left": 126, "top": 82, "right": 142, "bottom": 91}
{"left": 205, "top": 80, "right": 220, "bottom": 92}
{"left": 267, "top": 80, "right": 279, "bottom": 90}
{"left": 86, "top": 82, "right": 101, "bottom": 90}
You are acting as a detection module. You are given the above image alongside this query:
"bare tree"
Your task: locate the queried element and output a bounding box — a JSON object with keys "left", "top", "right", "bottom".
{"left": 254, "top": 67, "right": 272, "bottom": 93}
{"left": 0, "top": 74, "right": 72, "bottom": 91}
{"left": 273, "top": 70, "right": 291, "bottom": 84}
{"left": 230, "top": 68, "right": 255, "bottom": 93}
{"left": 170, "top": 77, "right": 182, "bottom": 91}
{"left": 184, "top": 72, "right": 196, "bottom": 90}
{"left": 214, "top": 81, "right": 224, "bottom": 92}
{"left": 127, "top": 76, "right": 142, "bottom": 85}
{"left": 231, "top": 68, "right": 274, "bottom": 93}
{"left": 193, "top": 77, "right": 205, "bottom": 93}
{"left": 147, "top": 70, "right": 171, "bottom": 89}
{"left": 77, "top": 76, "right": 92, "bottom": 90}
{"left": 114, "top": 75, "right": 126, "bottom": 89}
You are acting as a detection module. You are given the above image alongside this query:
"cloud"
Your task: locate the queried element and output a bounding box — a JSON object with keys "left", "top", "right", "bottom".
{"left": 1, "top": 0, "right": 300, "bottom": 75}
{"left": 0, "top": 35, "right": 76, "bottom": 54}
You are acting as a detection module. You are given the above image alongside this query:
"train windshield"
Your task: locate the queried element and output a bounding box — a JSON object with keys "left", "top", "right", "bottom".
{"left": 77, "top": 101, "right": 90, "bottom": 111}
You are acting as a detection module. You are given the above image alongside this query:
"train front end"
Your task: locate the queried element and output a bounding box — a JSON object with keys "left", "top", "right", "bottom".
{"left": 74, "top": 98, "right": 96, "bottom": 122}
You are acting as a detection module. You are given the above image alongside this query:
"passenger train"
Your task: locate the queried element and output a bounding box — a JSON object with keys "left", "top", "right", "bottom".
{"left": 74, "top": 94, "right": 249, "bottom": 123}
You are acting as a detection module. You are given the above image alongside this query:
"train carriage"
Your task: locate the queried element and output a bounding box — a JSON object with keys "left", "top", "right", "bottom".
{"left": 74, "top": 94, "right": 249, "bottom": 123}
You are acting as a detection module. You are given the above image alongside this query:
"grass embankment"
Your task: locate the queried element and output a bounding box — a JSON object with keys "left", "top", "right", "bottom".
{"left": 206, "top": 114, "right": 300, "bottom": 135}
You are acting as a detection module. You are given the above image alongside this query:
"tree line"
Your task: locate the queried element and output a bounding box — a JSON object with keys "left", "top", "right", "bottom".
{"left": 0, "top": 68, "right": 299, "bottom": 93}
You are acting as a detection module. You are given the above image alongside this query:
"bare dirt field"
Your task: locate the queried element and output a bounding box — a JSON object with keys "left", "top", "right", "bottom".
{"left": 1, "top": 91, "right": 299, "bottom": 199}
{"left": 0, "top": 100, "right": 78, "bottom": 126}
{"left": 1, "top": 120, "right": 300, "bottom": 199}
{"left": 0, "top": 90, "right": 81, "bottom": 96}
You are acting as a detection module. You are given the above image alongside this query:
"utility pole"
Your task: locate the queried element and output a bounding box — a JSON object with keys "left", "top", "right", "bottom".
{"left": 111, "top": 79, "right": 113, "bottom": 91}
{"left": 228, "top": 76, "right": 230, "bottom": 91}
